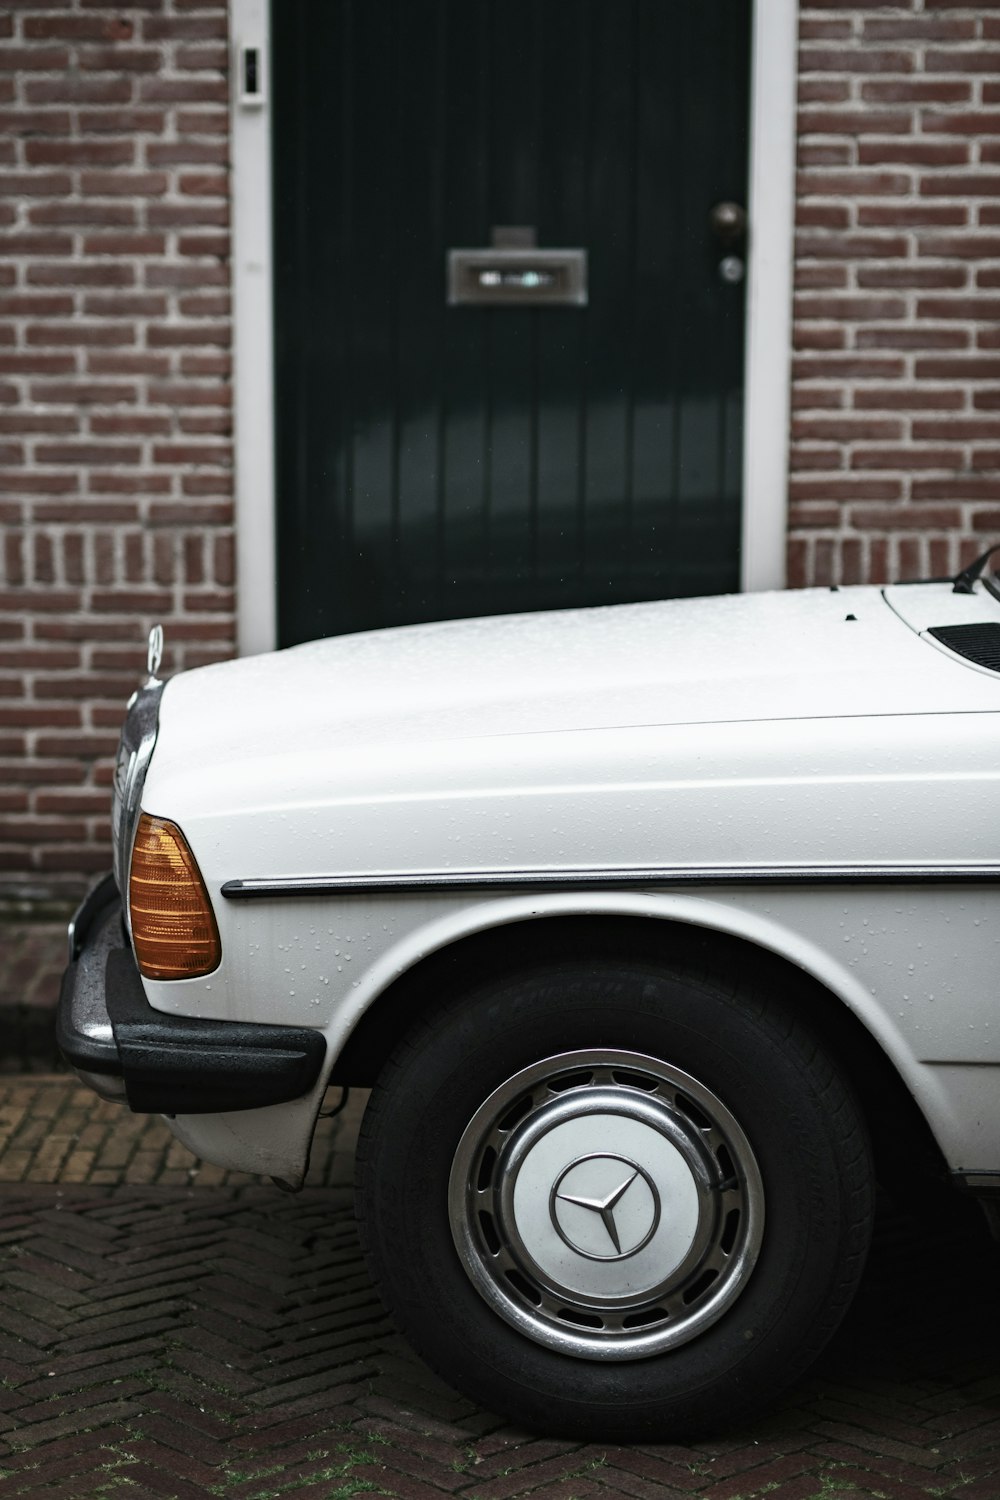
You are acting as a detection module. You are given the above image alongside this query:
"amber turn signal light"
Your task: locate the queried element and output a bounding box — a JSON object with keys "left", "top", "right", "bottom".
{"left": 129, "top": 813, "right": 222, "bottom": 981}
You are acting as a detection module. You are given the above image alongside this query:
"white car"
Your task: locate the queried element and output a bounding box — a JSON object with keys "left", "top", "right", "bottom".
{"left": 59, "top": 559, "right": 1000, "bottom": 1440}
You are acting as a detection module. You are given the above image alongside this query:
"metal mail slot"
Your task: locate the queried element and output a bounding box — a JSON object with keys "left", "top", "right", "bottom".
{"left": 448, "top": 248, "right": 588, "bottom": 307}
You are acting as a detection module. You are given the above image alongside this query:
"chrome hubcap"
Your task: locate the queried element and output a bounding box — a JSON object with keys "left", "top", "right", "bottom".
{"left": 449, "top": 1049, "right": 765, "bottom": 1360}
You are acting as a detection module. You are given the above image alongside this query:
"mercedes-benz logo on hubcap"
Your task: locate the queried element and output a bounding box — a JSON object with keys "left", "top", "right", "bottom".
{"left": 549, "top": 1153, "right": 661, "bottom": 1261}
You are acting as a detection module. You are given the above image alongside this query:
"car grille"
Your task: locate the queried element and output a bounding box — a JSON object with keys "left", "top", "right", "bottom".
{"left": 111, "top": 680, "right": 165, "bottom": 904}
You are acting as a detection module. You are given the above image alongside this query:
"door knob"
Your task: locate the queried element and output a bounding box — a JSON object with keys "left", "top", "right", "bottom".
{"left": 709, "top": 202, "right": 747, "bottom": 243}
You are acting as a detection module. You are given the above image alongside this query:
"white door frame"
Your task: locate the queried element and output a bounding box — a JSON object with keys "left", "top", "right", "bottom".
{"left": 229, "top": 0, "right": 797, "bottom": 655}
{"left": 229, "top": 0, "right": 276, "bottom": 657}
{"left": 741, "top": 0, "right": 798, "bottom": 594}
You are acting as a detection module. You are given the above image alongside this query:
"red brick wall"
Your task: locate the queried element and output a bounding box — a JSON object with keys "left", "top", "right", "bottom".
{"left": 790, "top": 1, "right": 1000, "bottom": 587}
{"left": 2, "top": 2, "right": 999, "bottom": 903}
{"left": 0, "top": 2, "right": 234, "bottom": 905}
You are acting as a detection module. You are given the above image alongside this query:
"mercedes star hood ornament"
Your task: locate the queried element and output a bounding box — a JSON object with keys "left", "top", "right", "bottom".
{"left": 146, "top": 623, "right": 164, "bottom": 683}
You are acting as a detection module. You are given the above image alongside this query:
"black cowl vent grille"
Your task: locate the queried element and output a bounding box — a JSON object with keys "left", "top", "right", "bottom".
{"left": 928, "top": 623, "right": 1000, "bottom": 673}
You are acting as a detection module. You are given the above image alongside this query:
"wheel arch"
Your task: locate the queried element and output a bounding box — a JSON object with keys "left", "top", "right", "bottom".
{"left": 331, "top": 907, "right": 947, "bottom": 1190}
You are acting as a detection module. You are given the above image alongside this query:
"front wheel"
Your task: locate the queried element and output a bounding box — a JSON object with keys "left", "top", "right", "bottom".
{"left": 356, "top": 959, "right": 873, "bottom": 1439}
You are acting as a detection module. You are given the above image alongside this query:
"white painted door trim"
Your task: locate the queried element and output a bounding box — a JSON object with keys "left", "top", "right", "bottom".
{"left": 229, "top": 0, "right": 798, "bottom": 653}
{"left": 741, "top": 0, "right": 798, "bottom": 593}
{"left": 229, "top": 0, "right": 276, "bottom": 657}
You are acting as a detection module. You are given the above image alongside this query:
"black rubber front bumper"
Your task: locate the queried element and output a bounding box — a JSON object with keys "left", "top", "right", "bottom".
{"left": 58, "top": 876, "right": 326, "bottom": 1115}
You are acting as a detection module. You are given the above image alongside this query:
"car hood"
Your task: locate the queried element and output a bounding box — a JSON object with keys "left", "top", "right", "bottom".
{"left": 152, "top": 583, "right": 1000, "bottom": 779}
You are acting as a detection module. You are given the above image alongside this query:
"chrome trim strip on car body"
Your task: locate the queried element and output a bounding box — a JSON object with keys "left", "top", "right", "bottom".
{"left": 221, "top": 863, "right": 1000, "bottom": 900}
{"left": 955, "top": 1171, "right": 1000, "bottom": 1193}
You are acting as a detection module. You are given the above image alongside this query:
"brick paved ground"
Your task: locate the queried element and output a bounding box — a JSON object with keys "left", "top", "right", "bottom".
{"left": 1, "top": 925, "right": 999, "bottom": 1498}
{"left": 0, "top": 1076, "right": 998, "bottom": 1500}
{"left": 0, "top": 923, "right": 68, "bottom": 1074}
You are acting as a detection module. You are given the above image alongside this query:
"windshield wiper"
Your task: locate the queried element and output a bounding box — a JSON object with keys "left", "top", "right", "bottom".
{"left": 952, "top": 542, "right": 1000, "bottom": 595}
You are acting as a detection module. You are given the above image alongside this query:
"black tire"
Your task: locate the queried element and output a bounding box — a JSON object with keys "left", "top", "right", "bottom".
{"left": 356, "top": 956, "right": 873, "bottom": 1440}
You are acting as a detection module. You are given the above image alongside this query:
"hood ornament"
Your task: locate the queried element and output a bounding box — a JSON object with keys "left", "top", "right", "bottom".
{"left": 146, "top": 623, "right": 164, "bottom": 683}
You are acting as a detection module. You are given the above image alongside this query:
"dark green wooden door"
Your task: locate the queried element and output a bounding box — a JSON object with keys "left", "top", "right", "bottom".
{"left": 272, "top": 0, "right": 751, "bottom": 645}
